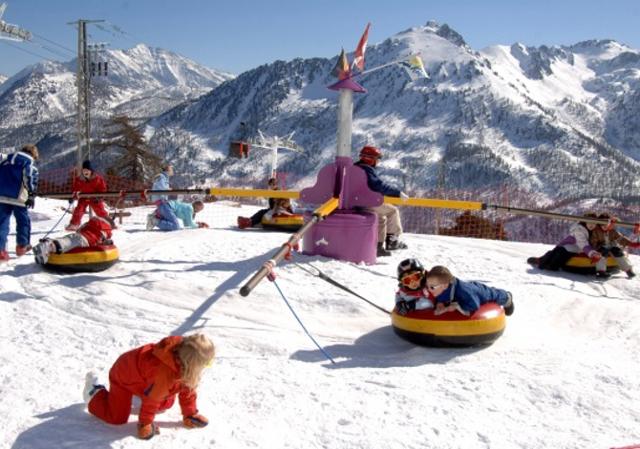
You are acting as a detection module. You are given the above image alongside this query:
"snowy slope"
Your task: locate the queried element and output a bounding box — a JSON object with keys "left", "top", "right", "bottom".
{"left": 1, "top": 198, "right": 639, "bottom": 449}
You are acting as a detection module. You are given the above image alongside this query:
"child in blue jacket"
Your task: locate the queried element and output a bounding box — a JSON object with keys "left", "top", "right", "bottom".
{"left": 426, "top": 265, "right": 514, "bottom": 316}
{"left": 148, "top": 200, "right": 208, "bottom": 231}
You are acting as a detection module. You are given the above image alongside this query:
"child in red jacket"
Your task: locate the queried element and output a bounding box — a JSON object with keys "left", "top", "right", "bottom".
{"left": 83, "top": 334, "right": 215, "bottom": 440}
{"left": 33, "top": 216, "right": 114, "bottom": 264}
{"left": 66, "top": 160, "right": 109, "bottom": 230}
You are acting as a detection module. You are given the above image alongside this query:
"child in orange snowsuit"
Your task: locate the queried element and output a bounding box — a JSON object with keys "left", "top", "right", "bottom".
{"left": 84, "top": 334, "right": 215, "bottom": 440}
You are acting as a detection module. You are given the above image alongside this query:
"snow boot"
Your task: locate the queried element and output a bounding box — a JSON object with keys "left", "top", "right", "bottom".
{"left": 595, "top": 271, "right": 611, "bottom": 279}
{"left": 377, "top": 242, "right": 391, "bottom": 257}
{"left": 504, "top": 292, "right": 515, "bottom": 316}
{"left": 386, "top": 234, "right": 408, "bottom": 250}
{"left": 16, "top": 244, "right": 32, "bottom": 257}
{"left": 146, "top": 213, "right": 158, "bottom": 231}
{"left": 237, "top": 216, "right": 252, "bottom": 229}
{"left": 626, "top": 269, "right": 636, "bottom": 279}
{"left": 0, "top": 250, "right": 9, "bottom": 263}
{"left": 33, "top": 240, "right": 54, "bottom": 265}
{"left": 83, "top": 372, "right": 105, "bottom": 404}
{"left": 526, "top": 257, "right": 540, "bottom": 267}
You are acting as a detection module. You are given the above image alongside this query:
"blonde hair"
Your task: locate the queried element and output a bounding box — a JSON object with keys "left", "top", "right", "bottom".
{"left": 176, "top": 334, "right": 215, "bottom": 389}
{"left": 427, "top": 265, "right": 454, "bottom": 283}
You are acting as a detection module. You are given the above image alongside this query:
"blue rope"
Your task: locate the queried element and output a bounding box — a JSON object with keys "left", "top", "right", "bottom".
{"left": 40, "top": 202, "right": 73, "bottom": 241}
{"left": 271, "top": 279, "right": 336, "bottom": 364}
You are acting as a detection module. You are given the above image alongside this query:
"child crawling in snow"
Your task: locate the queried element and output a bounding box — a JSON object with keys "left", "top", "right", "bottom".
{"left": 426, "top": 265, "right": 514, "bottom": 317}
{"left": 83, "top": 333, "right": 215, "bottom": 440}
{"left": 394, "top": 258, "right": 433, "bottom": 315}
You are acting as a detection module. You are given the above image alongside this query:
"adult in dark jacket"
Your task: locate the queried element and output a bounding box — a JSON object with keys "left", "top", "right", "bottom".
{"left": 0, "top": 144, "right": 39, "bottom": 262}
{"left": 354, "top": 146, "right": 408, "bottom": 256}
{"left": 237, "top": 177, "right": 279, "bottom": 229}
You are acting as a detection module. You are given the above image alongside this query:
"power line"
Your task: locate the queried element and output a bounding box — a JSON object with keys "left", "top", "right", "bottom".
{"left": 0, "top": 39, "right": 51, "bottom": 61}
{"left": 31, "top": 32, "right": 75, "bottom": 55}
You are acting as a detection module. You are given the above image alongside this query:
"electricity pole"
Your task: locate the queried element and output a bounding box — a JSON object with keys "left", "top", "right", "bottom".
{"left": 68, "top": 19, "right": 103, "bottom": 167}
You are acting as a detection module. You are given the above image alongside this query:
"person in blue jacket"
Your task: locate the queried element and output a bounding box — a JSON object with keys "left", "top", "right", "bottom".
{"left": 354, "top": 146, "right": 409, "bottom": 257}
{"left": 148, "top": 200, "right": 208, "bottom": 231}
{"left": 150, "top": 164, "right": 173, "bottom": 202}
{"left": 0, "top": 144, "right": 39, "bottom": 262}
{"left": 426, "top": 265, "right": 514, "bottom": 316}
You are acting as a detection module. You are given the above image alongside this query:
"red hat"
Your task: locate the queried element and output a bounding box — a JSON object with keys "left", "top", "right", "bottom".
{"left": 359, "top": 146, "right": 382, "bottom": 166}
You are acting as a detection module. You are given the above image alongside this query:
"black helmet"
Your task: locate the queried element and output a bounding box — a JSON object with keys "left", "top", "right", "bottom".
{"left": 397, "top": 258, "right": 424, "bottom": 280}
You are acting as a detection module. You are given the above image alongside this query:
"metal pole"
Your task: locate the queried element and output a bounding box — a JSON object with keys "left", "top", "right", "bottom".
{"left": 240, "top": 197, "right": 339, "bottom": 297}
{"left": 336, "top": 88, "right": 353, "bottom": 158}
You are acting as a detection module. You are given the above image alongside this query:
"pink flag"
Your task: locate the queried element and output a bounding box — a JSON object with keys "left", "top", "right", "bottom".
{"left": 352, "top": 22, "right": 371, "bottom": 72}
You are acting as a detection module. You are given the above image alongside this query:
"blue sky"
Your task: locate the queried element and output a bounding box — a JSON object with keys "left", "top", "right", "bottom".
{"left": 1, "top": 0, "right": 639, "bottom": 78}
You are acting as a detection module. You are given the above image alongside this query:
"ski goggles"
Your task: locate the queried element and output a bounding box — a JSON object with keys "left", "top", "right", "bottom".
{"left": 400, "top": 272, "right": 422, "bottom": 286}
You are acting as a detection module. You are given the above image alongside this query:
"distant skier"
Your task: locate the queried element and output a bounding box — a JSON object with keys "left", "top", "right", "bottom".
{"left": 83, "top": 334, "right": 214, "bottom": 440}
{"left": 528, "top": 213, "right": 602, "bottom": 274}
{"left": 33, "top": 216, "right": 114, "bottom": 264}
{"left": 395, "top": 258, "right": 433, "bottom": 315}
{"left": 146, "top": 199, "right": 208, "bottom": 231}
{"left": 426, "top": 265, "right": 514, "bottom": 316}
{"left": 66, "top": 160, "right": 108, "bottom": 231}
{"left": 0, "top": 144, "right": 39, "bottom": 262}
{"left": 354, "top": 145, "right": 408, "bottom": 257}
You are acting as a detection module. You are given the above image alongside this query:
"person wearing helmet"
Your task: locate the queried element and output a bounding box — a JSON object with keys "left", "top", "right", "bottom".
{"left": 355, "top": 145, "right": 408, "bottom": 257}
{"left": 395, "top": 258, "right": 433, "bottom": 315}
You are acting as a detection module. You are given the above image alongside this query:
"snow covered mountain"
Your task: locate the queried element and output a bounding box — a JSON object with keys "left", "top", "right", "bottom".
{"left": 0, "top": 44, "right": 233, "bottom": 165}
{"left": 149, "top": 21, "right": 640, "bottom": 200}
{"left": 0, "top": 73, "right": 6, "bottom": 85}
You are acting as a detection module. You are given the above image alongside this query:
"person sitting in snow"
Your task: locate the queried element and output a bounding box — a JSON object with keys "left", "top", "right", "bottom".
{"left": 66, "top": 160, "right": 109, "bottom": 231}
{"left": 263, "top": 197, "right": 295, "bottom": 221}
{"left": 237, "top": 177, "right": 279, "bottom": 229}
{"left": 528, "top": 213, "right": 602, "bottom": 274}
{"left": 395, "top": 258, "right": 433, "bottom": 315}
{"left": 147, "top": 199, "right": 208, "bottom": 231}
{"left": 589, "top": 213, "right": 640, "bottom": 279}
{"left": 83, "top": 333, "right": 214, "bottom": 440}
{"left": 33, "top": 216, "right": 115, "bottom": 265}
{"left": 354, "top": 145, "right": 409, "bottom": 257}
{"left": 426, "top": 265, "right": 514, "bottom": 316}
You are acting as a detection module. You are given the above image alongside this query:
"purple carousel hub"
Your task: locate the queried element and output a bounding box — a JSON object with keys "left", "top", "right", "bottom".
{"left": 303, "top": 210, "right": 378, "bottom": 265}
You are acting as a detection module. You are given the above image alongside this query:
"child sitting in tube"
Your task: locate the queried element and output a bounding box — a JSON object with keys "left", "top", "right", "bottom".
{"left": 33, "top": 216, "right": 114, "bottom": 265}
{"left": 395, "top": 258, "right": 433, "bottom": 315}
{"left": 263, "top": 197, "right": 295, "bottom": 221}
{"left": 426, "top": 265, "right": 514, "bottom": 317}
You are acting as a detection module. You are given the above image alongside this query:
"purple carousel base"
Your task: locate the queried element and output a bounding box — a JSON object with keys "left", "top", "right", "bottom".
{"left": 303, "top": 210, "right": 378, "bottom": 265}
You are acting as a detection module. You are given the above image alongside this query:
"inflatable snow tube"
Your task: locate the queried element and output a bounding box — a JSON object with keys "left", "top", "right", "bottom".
{"left": 391, "top": 303, "right": 506, "bottom": 347}
{"left": 44, "top": 244, "right": 119, "bottom": 273}
{"left": 562, "top": 254, "right": 619, "bottom": 275}
{"left": 261, "top": 214, "right": 304, "bottom": 232}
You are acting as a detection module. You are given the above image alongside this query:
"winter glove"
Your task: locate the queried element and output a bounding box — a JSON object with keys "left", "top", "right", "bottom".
{"left": 633, "top": 223, "right": 640, "bottom": 235}
{"left": 588, "top": 250, "right": 602, "bottom": 263}
{"left": 183, "top": 414, "right": 209, "bottom": 429}
{"left": 25, "top": 194, "right": 35, "bottom": 209}
{"left": 197, "top": 222, "right": 209, "bottom": 228}
{"left": 399, "top": 191, "right": 409, "bottom": 202}
{"left": 396, "top": 300, "right": 416, "bottom": 316}
{"left": 137, "top": 422, "right": 159, "bottom": 440}
{"left": 603, "top": 217, "right": 618, "bottom": 232}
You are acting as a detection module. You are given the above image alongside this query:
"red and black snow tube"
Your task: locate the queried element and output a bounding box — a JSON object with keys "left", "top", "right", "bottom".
{"left": 391, "top": 303, "right": 506, "bottom": 347}
{"left": 44, "top": 244, "right": 119, "bottom": 273}
{"left": 562, "top": 254, "right": 619, "bottom": 275}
